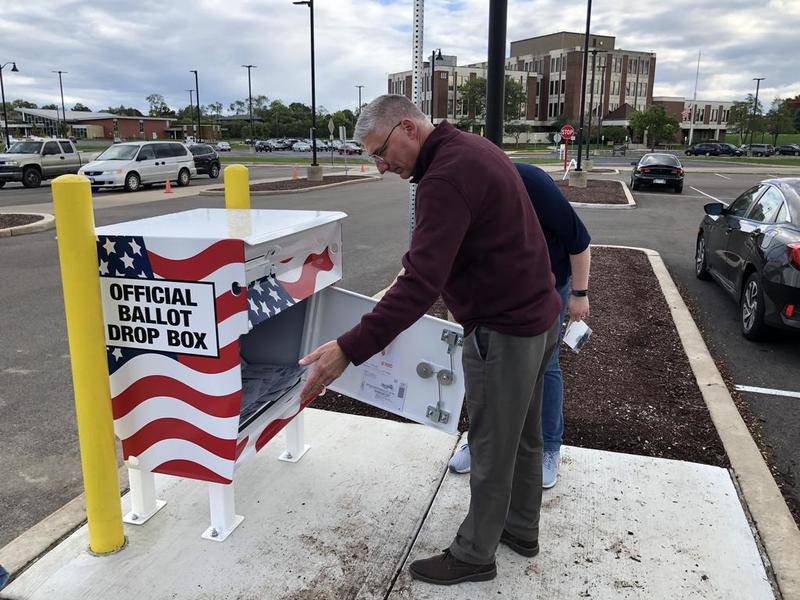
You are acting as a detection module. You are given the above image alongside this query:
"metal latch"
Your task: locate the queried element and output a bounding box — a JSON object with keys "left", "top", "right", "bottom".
{"left": 441, "top": 329, "right": 463, "bottom": 355}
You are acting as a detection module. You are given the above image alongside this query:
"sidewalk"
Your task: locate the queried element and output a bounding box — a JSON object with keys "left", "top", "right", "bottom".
{"left": 2, "top": 409, "right": 776, "bottom": 599}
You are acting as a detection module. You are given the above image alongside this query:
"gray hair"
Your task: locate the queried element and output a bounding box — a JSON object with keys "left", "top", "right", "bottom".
{"left": 354, "top": 94, "right": 428, "bottom": 143}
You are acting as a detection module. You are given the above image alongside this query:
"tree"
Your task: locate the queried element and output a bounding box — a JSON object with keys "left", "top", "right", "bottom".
{"left": 11, "top": 99, "right": 37, "bottom": 109}
{"left": 72, "top": 102, "right": 91, "bottom": 112}
{"left": 629, "top": 105, "right": 679, "bottom": 148}
{"left": 504, "top": 77, "right": 527, "bottom": 123}
{"left": 104, "top": 105, "right": 144, "bottom": 117}
{"left": 146, "top": 93, "right": 172, "bottom": 117}
{"left": 41, "top": 103, "right": 58, "bottom": 110}
{"left": 458, "top": 77, "right": 487, "bottom": 120}
{"left": 504, "top": 122, "right": 529, "bottom": 147}
{"left": 765, "top": 98, "right": 794, "bottom": 145}
{"left": 229, "top": 99, "right": 248, "bottom": 115}
{"left": 727, "top": 100, "right": 753, "bottom": 144}
{"left": 599, "top": 125, "right": 627, "bottom": 144}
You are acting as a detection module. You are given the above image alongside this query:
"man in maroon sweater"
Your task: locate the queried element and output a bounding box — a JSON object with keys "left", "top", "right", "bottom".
{"left": 299, "top": 95, "right": 561, "bottom": 585}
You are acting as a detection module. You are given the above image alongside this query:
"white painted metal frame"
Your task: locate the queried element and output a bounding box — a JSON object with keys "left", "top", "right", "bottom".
{"left": 123, "top": 462, "right": 166, "bottom": 526}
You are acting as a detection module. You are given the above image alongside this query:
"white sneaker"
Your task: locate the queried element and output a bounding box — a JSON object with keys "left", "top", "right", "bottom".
{"left": 542, "top": 450, "right": 560, "bottom": 489}
{"left": 448, "top": 443, "right": 471, "bottom": 474}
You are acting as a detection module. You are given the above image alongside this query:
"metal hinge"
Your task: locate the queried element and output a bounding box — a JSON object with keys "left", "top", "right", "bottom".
{"left": 441, "top": 329, "right": 463, "bottom": 354}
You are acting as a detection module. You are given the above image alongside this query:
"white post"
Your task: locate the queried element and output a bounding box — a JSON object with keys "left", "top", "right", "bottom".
{"left": 688, "top": 50, "right": 701, "bottom": 146}
{"left": 278, "top": 412, "right": 311, "bottom": 463}
{"left": 408, "top": 0, "right": 424, "bottom": 245}
{"left": 202, "top": 483, "right": 244, "bottom": 542}
{"left": 123, "top": 466, "right": 166, "bottom": 525}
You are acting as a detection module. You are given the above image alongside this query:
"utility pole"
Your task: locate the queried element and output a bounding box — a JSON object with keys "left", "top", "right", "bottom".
{"left": 597, "top": 62, "right": 607, "bottom": 153}
{"left": 190, "top": 70, "right": 201, "bottom": 142}
{"left": 485, "top": 0, "right": 508, "bottom": 145}
{"left": 293, "top": 0, "right": 319, "bottom": 169}
{"left": 1, "top": 62, "right": 19, "bottom": 149}
{"left": 574, "top": 0, "right": 592, "bottom": 173}
{"left": 429, "top": 49, "right": 442, "bottom": 123}
{"left": 688, "top": 50, "right": 701, "bottom": 146}
{"left": 52, "top": 70, "right": 68, "bottom": 137}
{"left": 242, "top": 65, "right": 257, "bottom": 146}
{"left": 355, "top": 84, "right": 364, "bottom": 119}
{"left": 585, "top": 49, "right": 604, "bottom": 160}
{"left": 748, "top": 77, "right": 766, "bottom": 152}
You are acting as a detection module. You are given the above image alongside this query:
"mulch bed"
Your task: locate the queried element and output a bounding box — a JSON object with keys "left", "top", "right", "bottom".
{"left": 313, "top": 247, "right": 728, "bottom": 468}
{"left": 248, "top": 175, "right": 368, "bottom": 192}
{"left": 556, "top": 179, "right": 628, "bottom": 204}
{"left": 0, "top": 213, "right": 44, "bottom": 229}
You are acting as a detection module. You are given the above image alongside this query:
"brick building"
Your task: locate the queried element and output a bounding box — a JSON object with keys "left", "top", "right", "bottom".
{"left": 652, "top": 96, "right": 735, "bottom": 142}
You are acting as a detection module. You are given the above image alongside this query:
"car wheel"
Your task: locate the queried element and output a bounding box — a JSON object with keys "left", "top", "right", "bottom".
{"left": 674, "top": 184, "right": 683, "bottom": 194}
{"left": 209, "top": 163, "right": 220, "bottom": 179}
{"left": 124, "top": 172, "right": 141, "bottom": 193}
{"left": 630, "top": 178, "right": 638, "bottom": 191}
{"left": 695, "top": 233, "right": 711, "bottom": 281}
{"left": 0, "top": 181, "right": 5, "bottom": 189}
{"left": 177, "top": 168, "right": 191, "bottom": 187}
{"left": 22, "top": 167, "right": 42, "bottom": 188}
{"left": 740, "top": 273, "right": 770, "bottom": 341}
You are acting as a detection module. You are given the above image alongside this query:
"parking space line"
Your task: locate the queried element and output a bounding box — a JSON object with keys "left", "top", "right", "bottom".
{"left": 689, "top": 186, "right": 720, "bottom": 201}
{"left": 714, "top": 173, "right": 731, "bottom": 180}
{"left": 735, "top": 384, "right": 800, "bottom": 399}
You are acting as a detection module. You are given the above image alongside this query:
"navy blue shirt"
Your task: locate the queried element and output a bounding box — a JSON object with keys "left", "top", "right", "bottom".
{"left": 514, "top": 163, "right": 591, "bottom": 287}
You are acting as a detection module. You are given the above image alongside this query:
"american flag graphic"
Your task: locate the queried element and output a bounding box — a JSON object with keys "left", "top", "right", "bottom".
{"left": 98, "top": 226, "right": 341, "bottom": 484}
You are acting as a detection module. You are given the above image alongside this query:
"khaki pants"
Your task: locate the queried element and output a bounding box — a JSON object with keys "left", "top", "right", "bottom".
{"left": 450, "top": 319, "right": 560, "bottom": 565}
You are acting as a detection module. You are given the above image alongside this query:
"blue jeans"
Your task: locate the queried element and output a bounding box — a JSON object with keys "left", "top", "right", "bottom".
{"left": 542, "top": 278, "right": 570, "bottom": 452}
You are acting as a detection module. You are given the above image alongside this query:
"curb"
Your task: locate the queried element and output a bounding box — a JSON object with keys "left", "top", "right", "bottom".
{"left": 568, "top": 179, "right": 637, "bottom": 210}
{"left": 0, "top": 213, "right": 55, "bottom": 238}
{"left": 199, "top": 174, "right": 380, "bottom": 197}
{"left": 596, "top": 244, "right": 800, "bottom": 599}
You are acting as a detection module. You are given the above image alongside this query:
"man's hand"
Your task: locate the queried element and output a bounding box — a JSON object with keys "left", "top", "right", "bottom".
{"left": 298, "top": 341, "right": 351, "bottom": 402}
{"left": 567, "top": 294, "right": 590, "bottom": 322}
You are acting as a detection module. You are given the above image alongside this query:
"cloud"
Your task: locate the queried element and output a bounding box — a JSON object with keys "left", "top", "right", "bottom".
{"left": 1, "top": 0, "right": 797, "bottom": 116}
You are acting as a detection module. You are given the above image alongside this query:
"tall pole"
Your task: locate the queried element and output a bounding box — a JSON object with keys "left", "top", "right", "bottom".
{"left": 586, "top": 50, "right": 598, "bottom": 161}
{"left": 190, "top": 70, "right": 201, "bottom": 143}
{"left": 242, "top": 65, "right": 257, "bottom": 145}
{"left": 1, "top": 62, "right": 19, "bottom": 149}
{"left": 485, "top": 0, "right": 508, "bottom": 146}
{"left": 293, "top": 0, "right": 318, "bottom": 166}
{"left": 185, "top": 89, "right": 194, "bottom": 140}
{"left": 355, "top": 84, "right": 364, "bottom": 119}
{"left": 597, "top": 62, "right": 606, "bottom": 153}
{"left": 429, "top": 49, "right": 441, "bottom": 123}
{"left": 688, "top": 50, "right": 701, "bottom": 145}
{"left": 575, "top": 0, "right": 592, "bottom": 171}
{"left": 748, "top": 77, "right": 765, "bottom": 151}
{"left": 52, "top": 71, "right": 68, "bottom": 137}
{"left": 409, "top": 0, "right": 424, "bottom": 244}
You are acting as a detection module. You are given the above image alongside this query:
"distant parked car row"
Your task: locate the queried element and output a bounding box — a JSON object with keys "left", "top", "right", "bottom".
{"left": 685, "top": 142, "right": 800, "bottom": 157}
{"left": 247, "top": 138, "right": 364, "bottom": 154}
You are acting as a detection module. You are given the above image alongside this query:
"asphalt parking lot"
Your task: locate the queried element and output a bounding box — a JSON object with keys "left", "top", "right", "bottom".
{"left": 0, "top": 163, "right": 797, "bottom": 550}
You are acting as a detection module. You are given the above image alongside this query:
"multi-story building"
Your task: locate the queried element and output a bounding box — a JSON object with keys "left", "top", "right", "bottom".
{"left": 652, "top": 97, "right": 735, "bottom": 142}
{"left": 387, "top": 31, "right": 656, "bottom": 132}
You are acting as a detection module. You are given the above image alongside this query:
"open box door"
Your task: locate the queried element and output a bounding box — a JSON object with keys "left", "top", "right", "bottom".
{"left": 308, "top": 287, "right": 465, "bottom": 434}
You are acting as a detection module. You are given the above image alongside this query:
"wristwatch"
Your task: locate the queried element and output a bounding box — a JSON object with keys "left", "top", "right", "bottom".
{"left": 570, "top": 289, "right": 589, "bottom": 297}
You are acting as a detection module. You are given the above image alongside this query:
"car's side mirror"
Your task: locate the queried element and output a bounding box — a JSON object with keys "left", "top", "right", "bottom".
{"left": 704, "top": 202, "right": 724, "bottom": 216}
{"left": 630, "top": 161, "right": 637, "bottom": 166}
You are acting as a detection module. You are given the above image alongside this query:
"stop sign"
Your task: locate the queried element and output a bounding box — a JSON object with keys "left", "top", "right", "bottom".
{"left": 560, "top": 124, "right": 575, "bottom": 140}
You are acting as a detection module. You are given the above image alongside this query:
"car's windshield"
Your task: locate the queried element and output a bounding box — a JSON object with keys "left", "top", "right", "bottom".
{"left": 7, "top": 141, "right": 43, "bottom": 154}
{"left": 96, "top": 144, "right": 140, "bottom": 160}
{"left": 641, "top": 154, "right": 680, "bottom": 166}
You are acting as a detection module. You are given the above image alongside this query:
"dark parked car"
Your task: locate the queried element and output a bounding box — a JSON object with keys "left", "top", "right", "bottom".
{"left": 685, "top": 142, "right": 721, "bottom": 156}
{"left": 717, "top": 143, "right": 744, "bottom": 156}
{"left": 695, "top": 178, "right": 800, "bottom": 340}
{"left": 776, "top": 144, "right": 800, "bottom": 156}
{"left": 255, "top": 140, "right": 273, "bottom": 152}
{"left": 630, "top": 153, "right": 684, "bottom": 193}
{"left": 188, "top": 144, "right": 220, "bottom": 179}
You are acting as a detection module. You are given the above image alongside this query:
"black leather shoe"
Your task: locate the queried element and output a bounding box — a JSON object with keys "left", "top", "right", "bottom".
{"left": 500, "top": 530, "right": 540, "bottom": 557}
{"left": 409, "top": 549, "right": 497, "bottom": 585}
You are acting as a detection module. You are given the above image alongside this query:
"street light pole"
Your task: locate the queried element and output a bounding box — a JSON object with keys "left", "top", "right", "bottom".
{"left": 1, "top": 62, "right": 19, "bottom": 149}
{"left": 585, "top": 49, "right": 604, "bottom": 161}
{"left": 355, "top": 84, "right": 364, "bottom": 119}
{"left": 185, "top": 89, "right": 194, "bottom": 140}
{"left": 52, "top": 70, "right": 68, "bottom": 137}
{"left": 597, "top": 62, "right": 607, "bottom": 153}
{"left": 429, "top": 49, "right": 442, "bottom": 123}
{"left": 242, "top": 65, "right": 257, "bottom": 145}
{"left": 575, "top": 0, "right": 592, "bottom": 172}
{"left": 190, "top": 70, "right": 201, "bottom": 142}
{"left": 293, "top": 0, "right": 318, "bottom": 166}
{"left": 748, "top": 77, "right": 765, "bottom": 152}
{"left": 485, "top": 0, "right": 507, "bottom": 145}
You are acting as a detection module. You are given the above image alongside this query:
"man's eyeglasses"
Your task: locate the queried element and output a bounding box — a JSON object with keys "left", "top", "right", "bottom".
{"left": 368, "top": 121, "right": 402, "bottom": 164}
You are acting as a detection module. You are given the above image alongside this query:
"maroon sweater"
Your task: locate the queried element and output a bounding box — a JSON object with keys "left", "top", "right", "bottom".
{"left": 338, "top": 121, "right": 561, "bottom": 366}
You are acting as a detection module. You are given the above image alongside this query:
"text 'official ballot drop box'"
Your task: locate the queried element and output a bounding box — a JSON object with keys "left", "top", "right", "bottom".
{"left": 94, "top": 208, "right": 466, "bottom": 541}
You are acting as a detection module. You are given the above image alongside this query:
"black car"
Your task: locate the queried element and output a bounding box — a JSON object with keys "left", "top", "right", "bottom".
{"left": 630, "top": 153, "right": 684, "bottom": 193}
{"left": 695, "top": 178, "right": 800, "bottom": 340}
{"left": 255, "top": 140, "right": 273, "bottom": 152}
{"left": 188, "top": 144, "right": 220, "bottom": 178}
{"left": 685, "top": 142, "right": 721, "bottom": 156}
{"left": 776, "top": 144, "right": 800, "bottom": 156}
{"left": 717, "top": 143, "right": 744, "bottom": 157}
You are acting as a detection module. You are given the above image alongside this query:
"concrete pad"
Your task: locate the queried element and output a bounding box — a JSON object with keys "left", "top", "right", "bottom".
{"left": 5, "top": 409, "right": 458, "bottom": 600}
{"left": 390, "top": 444, "right": 775, "bottom": 600}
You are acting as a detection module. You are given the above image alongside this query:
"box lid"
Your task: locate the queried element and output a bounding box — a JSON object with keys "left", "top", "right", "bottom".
{"left": 95, "top": 209, "right": 347, "bottom": 246}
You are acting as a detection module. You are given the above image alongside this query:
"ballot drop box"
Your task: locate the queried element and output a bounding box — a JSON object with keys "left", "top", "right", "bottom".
{"left": 94, "top": 208, "right": 466, "bottom": 541}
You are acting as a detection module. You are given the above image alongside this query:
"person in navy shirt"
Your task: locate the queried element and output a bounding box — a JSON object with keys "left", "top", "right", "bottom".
{"left": 449, "top": 162, "right": 592, "bottom": 488}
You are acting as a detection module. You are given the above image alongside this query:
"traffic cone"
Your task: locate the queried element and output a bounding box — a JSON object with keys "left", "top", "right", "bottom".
{"left": 359, "top": 163, "right": 365, "bottom": 173}
{"left": 164, "top": 179, "right": 172, "bottom": 194}
{"left": 292, "top": 166, "right": 299, "bottom": 180}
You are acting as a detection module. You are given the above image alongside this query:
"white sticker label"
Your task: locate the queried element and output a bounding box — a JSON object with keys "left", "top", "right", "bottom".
{"left": 99, "top": 277, "right": 219, "bottom": 357}
{"left": 358, "top": 343, "right": 406, "bottom": 413}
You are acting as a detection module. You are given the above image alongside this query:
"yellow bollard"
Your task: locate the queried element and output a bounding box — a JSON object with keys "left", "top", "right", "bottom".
{"left": 224, "top": 164, "right": 250, "bottom": 209}
{"left": 53, "top": 175, "right": 125, "bottom": 555}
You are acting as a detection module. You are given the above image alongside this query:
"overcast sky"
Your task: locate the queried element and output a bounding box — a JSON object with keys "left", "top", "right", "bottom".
{"left": 2, "top": 0, "right": 797, "bottom": 115}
